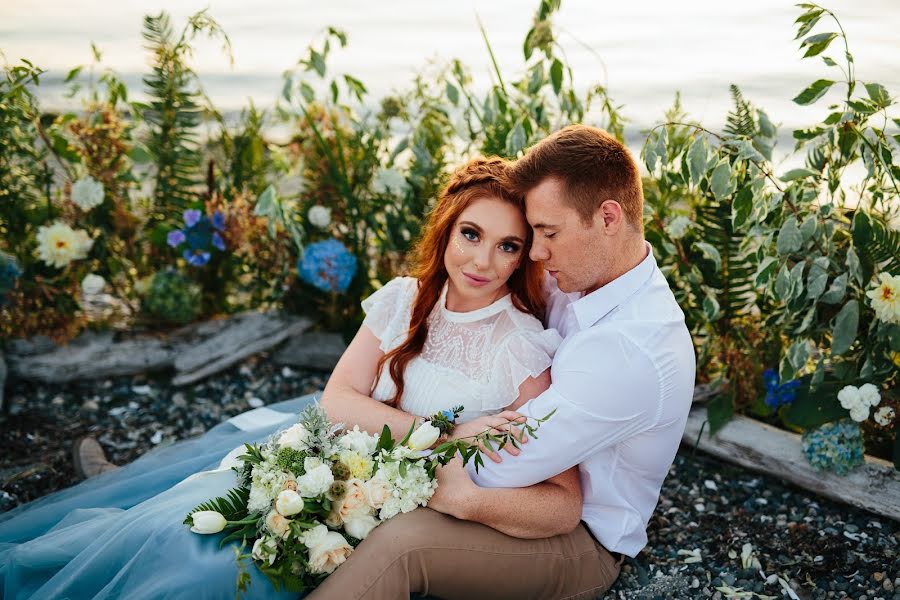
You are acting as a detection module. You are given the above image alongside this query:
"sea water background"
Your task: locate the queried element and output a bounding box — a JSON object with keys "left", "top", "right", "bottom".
{"left": 1, "top": 0, "right": 898, "bottom": 170}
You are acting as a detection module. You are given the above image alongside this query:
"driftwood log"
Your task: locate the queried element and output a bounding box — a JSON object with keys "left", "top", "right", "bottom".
{"left": 682, "top": 405, "right": 900, "bottom": 522}
{"left": 172, "top": 313, "right": 311, "bottom": 386}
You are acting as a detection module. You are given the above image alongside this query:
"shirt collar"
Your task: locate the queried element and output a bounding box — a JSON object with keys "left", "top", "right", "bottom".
{"left": 571, "top": 242, "right": 657, "bottom": 330}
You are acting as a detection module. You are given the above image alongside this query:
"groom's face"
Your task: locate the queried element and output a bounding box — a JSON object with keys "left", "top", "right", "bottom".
{"left": 525, "top": 178, "right": 611, "bottom": 294}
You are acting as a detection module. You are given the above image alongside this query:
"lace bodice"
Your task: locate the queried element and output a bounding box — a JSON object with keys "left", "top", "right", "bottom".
{"left": 362, "top": 277, "right": 562, "bottom": 423}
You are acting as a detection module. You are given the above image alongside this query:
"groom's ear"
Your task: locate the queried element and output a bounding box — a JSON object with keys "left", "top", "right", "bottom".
{"left": 596, "top": 200, "right": 624, "bottom": 233}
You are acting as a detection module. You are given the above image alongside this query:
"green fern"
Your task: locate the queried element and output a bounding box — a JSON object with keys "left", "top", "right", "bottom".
{"left": 183, "top": 485, "right": 250, "bottom": 525}
{"left": 724, "top": 85, "right": 756, "bottom": 138}
{"left": 853, "top": 210, "right": 900, "bottom": 276}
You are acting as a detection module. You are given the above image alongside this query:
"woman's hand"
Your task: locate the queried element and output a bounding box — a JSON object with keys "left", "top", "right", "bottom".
{"left": 447, "top": 411, "right": 529, "bottom": 463}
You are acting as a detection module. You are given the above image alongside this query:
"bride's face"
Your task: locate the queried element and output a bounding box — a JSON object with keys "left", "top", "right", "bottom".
{"left": 443, "top": 196, "right": 528, "bottom": 312}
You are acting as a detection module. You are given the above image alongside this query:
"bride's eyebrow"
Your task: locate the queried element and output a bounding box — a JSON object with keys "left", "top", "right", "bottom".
{"left": 460, "top": 221, "right": 524, "bottom": 244}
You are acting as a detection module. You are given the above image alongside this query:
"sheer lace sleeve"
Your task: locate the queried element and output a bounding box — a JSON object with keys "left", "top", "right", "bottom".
{"left": 488, "top": 327, "right": 562, "bottom": 410}
{"left": 361, "top": 276, "right": 417, "bottom": 352}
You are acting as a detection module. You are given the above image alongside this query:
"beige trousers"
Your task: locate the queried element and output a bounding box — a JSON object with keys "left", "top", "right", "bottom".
{"left": 308, "top": 508, "right": 622, "bottom": 600}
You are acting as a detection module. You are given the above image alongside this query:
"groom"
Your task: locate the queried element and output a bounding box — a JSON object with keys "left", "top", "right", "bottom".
{"left": 310, "top": 125, "right": 697, "bottom": 599}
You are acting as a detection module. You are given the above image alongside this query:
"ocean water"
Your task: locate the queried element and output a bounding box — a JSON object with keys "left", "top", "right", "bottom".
{"left": 1, "top": 0, "right": 898, "bottom": 162}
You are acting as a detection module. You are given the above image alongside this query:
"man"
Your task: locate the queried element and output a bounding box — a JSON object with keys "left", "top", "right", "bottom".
{"left": 309, "top": 125, "right": 696, "bottom": 599}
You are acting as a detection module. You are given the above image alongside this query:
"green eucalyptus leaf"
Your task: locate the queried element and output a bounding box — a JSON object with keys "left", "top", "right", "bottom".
{"left": 831, "top": 300, "right": 859, "bottom": 355}
{"left": 776, "top": 217, "right": 803, "bottom": 255}
{"left": 732, "top": 185, "right": 753, "bottom": 229}
{"left": 800, "top": 215, "right": 817, "bottom": 241}
{"left": 550, "top": 59, "right": 563, "bottom": 95}
{"left": 792, "top": 79, "right": 835, "bottom": 105}
{"left": 820, "top": 272, "right": 848, "bottom": 304}
{"left": 687, "top": 136, "right": 708, "bottom": 186}
{"left": 806, "top": 257, "right": 829, "bottom": 300}
{"left": 710, "top": 161, "right": 734, "bottom": 200}
{"left": 445, "top": 82, "right": 459, "bottom": 105}
{"left": 787, "top": 339, "right": 810, "bottom": 370}
{"left": 780, "top": 168, "right": 820, "bottom": 181}
{"left": 800, "top": 32, "right": 839, "bottom": 58}
{"left": 755, "top": 256, "right": 778, "bottom": 286}
{"left": 864, "top": 82, "right": 891, "bottom": 109}
{"left": 775, "top": 264, "right": 793, "bottom": 300}
{"left": 790, "top": 261, "right": 806, "bottom": 300}
{"left": 846, "top": 247, "right": 863, "bottom": 285}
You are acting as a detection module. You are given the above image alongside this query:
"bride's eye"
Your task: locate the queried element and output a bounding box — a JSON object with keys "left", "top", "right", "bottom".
{"left": 461, "top": 228, "right": 479, "bottom": 242}
{"left": 499, "top": 242, "right": 520, "bottom": 254}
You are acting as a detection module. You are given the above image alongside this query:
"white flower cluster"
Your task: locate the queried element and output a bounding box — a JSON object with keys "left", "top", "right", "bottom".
{"left": 247, "top": 450, "right": 289, "bottom": 513}
{"left": 874, "top": 406, "right": 895, "bottom": 427}
{"left": 307, "top": 205, "right": 332, "bottom": 229}
{"left": 71, "top": 176, "right": 105, "bottom": 211}
{"left": 371, "top": 448, "right": 438, "bottom": 520}
{"left": 866, "top": 273, "right": 900, "bottom": 325}
{"left": 837, "top": 383, "right": 881, "bottom": 423}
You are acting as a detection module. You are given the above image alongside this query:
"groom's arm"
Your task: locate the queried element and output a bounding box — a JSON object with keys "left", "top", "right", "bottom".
{"left": 429, "top": 461, "right": 583, "bottom": 538}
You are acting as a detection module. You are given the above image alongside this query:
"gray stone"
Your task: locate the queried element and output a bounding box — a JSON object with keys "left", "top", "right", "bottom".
{"left": 274, "top": 331, "right": 347, "bottom": 371}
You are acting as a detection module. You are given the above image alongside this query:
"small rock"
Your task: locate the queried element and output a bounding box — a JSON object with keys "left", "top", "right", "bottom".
{"left": 51, "top": 395, "right": 65, "bottom": 406}
{"left": 81, "top": 399, "right": 99, "bottom": 412}
{"left": 171, "top": 392, "right": 187, "bottom": 407}
{"left": 248, "top": 397, "right": 264, "bottom": 408}
{"left": 886, "top": 580, "right": 895, "bottom": 593}
{"left": 150, "top": 431, "right": 163, "bottom": 445}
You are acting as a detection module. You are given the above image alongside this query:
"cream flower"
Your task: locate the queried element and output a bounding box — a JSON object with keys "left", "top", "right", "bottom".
{"left": 265, "top": 509, "right": 292, "bottom": 539}
{"left": 296, "top": 463, "right": 334, "bottom": 498}
{"left": 306, "top": 529, "right": 353, "bottom": 574}
{"left": 407, "top": 422, "right": 440, "bottom": 451}
{"left": 36, "top": 222, "right": 93, "bottom": 268}
{"left": 190, "top": 510, "right": 227, "bottom": 534}
{"left": 858, "top": 383, "right": 881, "bottom": 407}
{"left": 338, "top": 449, "right": 374, "bottom": 480}
{"left": 275, "top": 489, "right": 304, "bottom": 516}
{"left": 338, "top": 426, "right": 378, "bottom": 456}
{"left": 866, "top": 273, "right": 900, "bottom": 325}
{"left": 344, "top": 514, "right": 380, "bottom": 540}
{"left": 363, "top": 478, "right": 393, "bottom": 510}
{"left": 837, "top": 385, "right": 862, "bottom": 410}
{"left": 251, "top": 536, "right": 279, "bottom": 566}
{"left": 71, "top": 176, "right": 104, "bottom": 211}
{"left": 277, "top": 423, "right": 310, "bottom": 451}
{"left": 874, "top": 406, "right": 895, "bottom": 427}
{"left": 307, "top": 205, "right": 331, "bottom": 229}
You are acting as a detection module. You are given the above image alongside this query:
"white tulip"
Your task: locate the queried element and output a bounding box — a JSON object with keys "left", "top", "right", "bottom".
{"left": 407, "top": 421, "right": 440, "bottom": 451}
{"left": 190, "top": 510, "right": 227, "bottom": 534}
{"left": 251, "top": 536, "right": 279, "bottom": 566}
{"left": 307, "top": 205, "right": 332, "bottom": 229}
{"left": 275, "top": 489, "right": 305, "bottom": 516}
{"left": 81, "top": 273, "right": 106, "bottom": 295}
{"left": 344, "top": 514, "right": 380, "bottom": 540}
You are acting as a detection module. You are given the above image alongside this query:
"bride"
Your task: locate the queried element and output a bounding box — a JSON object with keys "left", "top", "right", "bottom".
{"left": 0, "top": 156, "right": 573, "bottom": 599}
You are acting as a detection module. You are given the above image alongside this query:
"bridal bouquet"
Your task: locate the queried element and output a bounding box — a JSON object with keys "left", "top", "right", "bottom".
{"left": 184, "top": 404, "right": 553, "bottom": 594}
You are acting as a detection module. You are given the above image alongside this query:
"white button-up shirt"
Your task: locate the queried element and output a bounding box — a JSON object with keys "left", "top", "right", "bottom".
{"left": 470, "top": 243, "right": 696, "bottom": 557}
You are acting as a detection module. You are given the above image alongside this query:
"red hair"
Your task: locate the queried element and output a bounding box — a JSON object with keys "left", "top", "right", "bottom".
{"left": 375, "top": 156, "right": 545, "bottom": 407}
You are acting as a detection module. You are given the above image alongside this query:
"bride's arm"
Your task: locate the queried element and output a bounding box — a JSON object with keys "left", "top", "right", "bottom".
{"left": 319, "top": 325, "right": 421, "bottom": 442}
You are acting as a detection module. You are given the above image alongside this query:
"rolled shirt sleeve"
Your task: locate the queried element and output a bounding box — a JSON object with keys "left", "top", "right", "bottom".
{"left": 469, "top": 331, "right": 662, "bottom": 488}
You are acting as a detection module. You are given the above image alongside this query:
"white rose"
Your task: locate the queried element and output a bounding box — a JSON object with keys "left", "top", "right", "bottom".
{"left": 81, "top": 273, "right": 106, "bottom": 295}
{"left": 251, "top": 536, "right": 279, "bottom": 566}
{"left": 71, "top": 176, "right": 104, "bottom": 211}
{"left": 363, "top": 478, "right": 393, "bottom": 510}
{"left": 300, "top": 523, "right": 328, "bottom": 550}
{"left": 306, "top": 530, "right": 353, "bottom": 575}
{"left": 849, "top": 404, "right": 869, "bottom": 423}
{"left": 265, "top": 509, "right": 292, "bottom": 539}
{"left": 190, "top": 510, "right": 227, "bottom": 534}
{"left": 307, "top": 205, "right": 332, "bottom": 229}
{"left": 275, "top": 489, "right": 305, "bottom": 516}
{"left": 407, "top": 422, "right": 440, "bottom": 451}
{"left": 303, "top": 456, "right": 323, "bottom": 472}
{"left": 36, "top": 222, "right": 93, "bottom": 268}
{"left": 858, "top": 383, "right": 881, "bottom": 407}
{"left": 296, "top": 464, "right": 335, "bottom": 498}
{"left": 837, "top": 385, "right": 862, "bottom": 410}
{"left": 344, "top": 514, "right": 380, "bottom": 540}
{"left": 874, "top": 406, "right": 895, "bottom": 427}
{"left": 278, "top": 424, "right": 310, "bottom": 451}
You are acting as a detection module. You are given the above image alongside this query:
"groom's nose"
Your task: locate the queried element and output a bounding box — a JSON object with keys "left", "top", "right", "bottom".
{"left": 530, "top": 239, "right": 550, "bottom": 262}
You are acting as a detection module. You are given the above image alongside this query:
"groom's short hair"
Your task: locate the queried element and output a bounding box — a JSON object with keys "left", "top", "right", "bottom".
{"left": 508, "top": 125, "right": 644, "bottom": 232}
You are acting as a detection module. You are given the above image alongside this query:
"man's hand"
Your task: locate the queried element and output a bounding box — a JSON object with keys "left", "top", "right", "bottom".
{"left": 427, "top": 458, "right": 478, "bottom": 520}
{"left": 447, "top": 411, "right": 529, "bottom": 463}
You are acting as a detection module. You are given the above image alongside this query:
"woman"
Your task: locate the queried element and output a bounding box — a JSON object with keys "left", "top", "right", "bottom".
{"left": 0, "top": 157, "right": 569, "bottom": 599}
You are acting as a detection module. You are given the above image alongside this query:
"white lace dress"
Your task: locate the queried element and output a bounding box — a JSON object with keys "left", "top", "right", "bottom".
{"left": 362, "top": 277, "right": 562, "bottom": 423}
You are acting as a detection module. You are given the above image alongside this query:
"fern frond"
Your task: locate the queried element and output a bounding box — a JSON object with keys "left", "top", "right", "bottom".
{"left": 183, "top": 486, "right": 250, "bottom": 525}
{"left": 853, "top": 210, "right": 900, "bottom": 275}
{"left": 725, "top": 85, "right": 756, "bottom": 138}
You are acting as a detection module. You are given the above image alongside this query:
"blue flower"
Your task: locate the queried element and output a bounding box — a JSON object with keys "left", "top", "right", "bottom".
{"left": 212, "top": 210, "right": 225, "bottom": 231}
{"left": 762, "top": 369, "right": 801, "bottom": 408}
{"left": 297, "top": 239, "right": 357, "bottom": 293}
{"left": 212, "top": 231, "right": 226, "bottom": 251}
{"left": 167, "top": 230, "right": 186, "bottom": 248}
{"left": 183, "top": 209, "right": 202, "bottom": 228}
{"left": 801, "top": 419, "right": 865, "bottom": 475}
{"left": 0, "top": 251, "right": 21, "bottom": 303}
{"left": 183, "top": 249, "right": 211, "bottom": 267}
{"left": 441, "top": 410, "right": 455, "bottom": 420}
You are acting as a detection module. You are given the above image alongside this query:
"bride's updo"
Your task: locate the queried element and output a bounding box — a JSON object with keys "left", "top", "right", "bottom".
{"left": 374, "top": 156, "right": 545, "bottom": 406}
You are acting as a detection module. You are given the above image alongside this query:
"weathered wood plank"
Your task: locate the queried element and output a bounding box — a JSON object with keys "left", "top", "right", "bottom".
{"left": 682, "top": 405, "right": 900, "bottom": 522}
{"left": 172, "top": 314, "right": 311, "bottom": 386}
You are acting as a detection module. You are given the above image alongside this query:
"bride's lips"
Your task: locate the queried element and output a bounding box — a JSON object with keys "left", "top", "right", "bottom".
{"left": 463, "top": 272, "right": 491, "bottom": 286}
{"left": 547, "top": 270, "right": 559, "bottom": 279}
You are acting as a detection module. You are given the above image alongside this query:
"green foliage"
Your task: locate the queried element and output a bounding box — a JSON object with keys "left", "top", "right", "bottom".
{"left": 184, "top": 486, "right": 250, "bottom": 525}
{"left": 143, "top": 268, "right": 202, "bottom": 324}
{"left": 275, "top": 447, "right": 308, "bottom": 477}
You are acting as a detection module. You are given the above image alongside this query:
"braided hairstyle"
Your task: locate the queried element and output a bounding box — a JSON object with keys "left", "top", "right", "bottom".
{"left": 373, "top": 156, "right": 546, "bottom": 407}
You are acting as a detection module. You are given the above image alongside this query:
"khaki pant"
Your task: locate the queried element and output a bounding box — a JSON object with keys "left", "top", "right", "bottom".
{"left": 309, "top": 508, "right": 622, "bottom": 600}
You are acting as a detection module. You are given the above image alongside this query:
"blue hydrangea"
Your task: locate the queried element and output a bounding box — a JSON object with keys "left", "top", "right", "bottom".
{"left": 0, "top": 251, "right": 22, "bottom": 304}
{"left": 762, "top": 368, "right": 801, "bottom": 408}
{"left": 167, "top": 209, "right": 227, "bottom": 267}
{"left": 801, "top": 419, "right": 865, "bottom": 475}
{"left": 297, "top": 239, "right": 357, "bottom": 293}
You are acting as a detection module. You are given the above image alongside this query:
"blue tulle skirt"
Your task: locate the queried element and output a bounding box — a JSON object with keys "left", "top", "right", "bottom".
{"left": 0, "top": 394, "right": 318, "bottom": 599}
